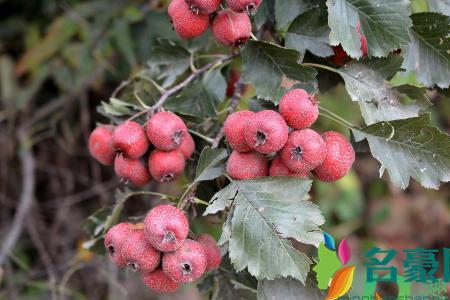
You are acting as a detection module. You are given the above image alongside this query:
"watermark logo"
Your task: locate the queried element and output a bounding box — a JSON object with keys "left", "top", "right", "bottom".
{"left": 314, "top": 232, "right": 450, "bottom": 300}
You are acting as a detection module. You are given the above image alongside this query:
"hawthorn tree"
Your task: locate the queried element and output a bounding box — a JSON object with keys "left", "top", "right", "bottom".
{"left": 83, "top": 0, "right": 450, "bottom": 298}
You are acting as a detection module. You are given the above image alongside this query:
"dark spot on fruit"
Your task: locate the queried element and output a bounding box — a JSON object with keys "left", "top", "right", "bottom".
{"left": 128, "top": 262, "right": 139, "bottom": 272}
{"left": 181, "top": 263, "right": 192, "bottom": 274}
{"left": 164, "top": 231, "right": 176, "bottom": 243}
{"left": 161, "top": 173, "right": 175, "bottom": 182}
{"left": 256, "top": 131, "right": 266, "bottom": 146}
{"left": 173, "top": 130, "right": 184, "bottom": 146}
{"left": 108, "top": 245, "right": 115, "bottom": 255}
{"left": 292, "top": 146, "right": 303, "bottom": 160}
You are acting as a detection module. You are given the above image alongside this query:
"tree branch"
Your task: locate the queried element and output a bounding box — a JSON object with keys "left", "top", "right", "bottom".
{"left": 127, "top": 54, "right": 237, "bottom": 121}
{"left": 0, "top": 131, "right": 35, "bottom": 266}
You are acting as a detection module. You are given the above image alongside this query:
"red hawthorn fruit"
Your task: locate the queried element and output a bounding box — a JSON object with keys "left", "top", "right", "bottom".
{"left": 269, "top": 156, "right": 310, "bottom": 178}
{"left": 162, "top": 239, "right": 207, "bottom": 283}
{"left": 104, "top": 222, "right": 135, "bottom": 267}
{"left": 185, "top": 0, "right": 221, "bottom": 14}
{"left": 280, "top": 129, "right": 327, "bottom": 173}
{"left": 114, "top": 154, "right": 151, "bottom": 186}
{"left": 148, "top": 149, "right": 186, "bottom": 182}
{"left": 196, "top": 234, "right": 221, "bottom": 271}
{"left": 356, "top": 21, "right": 368, "bottom": 56}
{"left": 113, "top": 121, "right": 149, "bottom": 159}
{"left": 141, "top": 268, "right": 180, "bottom": 293}
{"left": 211, "top": 9, "right": 252, "bottom": 47}
{"left": 146, "top": 111, "right": 188, "bottom": 151}
{"left": 88, "top": 125, "right": 116, "bottom": 166}
{"left": 226, "top": 150, "right": 268, "bottom": 180}
{"left": 168, "top": 0, "right": 210, "bottom": 39}
{"left": 179, "top": 133, "right": 195, "bottom": 159}
{"left": 224, "top": 110, "right": 255, "bottom": 152}
{"left": 244, "top": 110, "right": 289, "bottom": 154}
{"left": 144, "top": 205, "right": 189, "bottom": 252}
{"left": 121, "top": 230, "right": 161, "bottom": 273}
{"left": 279, "top": 89, "right": 319, "bottom": 129}
{"left": 226, "top": 0, "right": 262, "bottom": 14}
{"left": 313, "top": 131, "right": 355, "bottom": 182}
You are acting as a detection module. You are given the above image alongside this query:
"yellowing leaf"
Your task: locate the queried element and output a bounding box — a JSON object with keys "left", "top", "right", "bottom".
{"left": 326, "top": 265, "right": 356, "bottom": 300}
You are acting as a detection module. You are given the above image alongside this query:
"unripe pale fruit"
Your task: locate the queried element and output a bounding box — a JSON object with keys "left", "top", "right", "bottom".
{"left": 104, "top": 222, "right": 135, "bottom": 267}
{"left": 244, "top": 110, "right": 289, "bottom": 154}
{"left": 185, "top": 0, "right": 221, "bottom": 14}
{"left": 113, "top": 121, "right": 149, "bottom": 159}
{"left": 141, "top": 268, "right": 180, "bottom": 293}
{"left": 279, "top": 89, "right": 319, "bottom": 129}
{"left": 281, "top": 129, "right": 326, "bottom": 173}
{"left": 269, "top": 156, "right": 310, "bottom": 178}
{"left": 226, "top": 151, "right": 268, "bottom": 180}
{"left": 196, "top": 234, "right": 221, "bottom": 271}
{"left": 144, "top": 205, "right": 189, "bottom": 252}
{"left": 162, "top": 239, "right": 207, "bottom": 283}
{"left": 146, "top": 111, "right": 188, "bottom": 151}
{"left": 148, "top": 149, "right": 186, "bottom": 182}
{"left": 313, "top": 131, "right": 355, "bottom": 182}
{"left": 179, "top": 133, "right": 195, "bottom": 159}
{"left": 114, "top": 154, "right": 151, "bottom": 186}
{"left": 224, "top": 110, "right": 255, "bottom": 152}
{"left": 168, "top": 0, "right": 210, "bottom": 39}
{"left": 226, "top": 0, "right": 262, "bottom": 13}
{"left": 211, "top": 9, "right": 252, "bottom": 47}
{"left": 88, "top": 125, "right": 116, "bottom": 166}
{"left": 121, "top": 230, "right": 161, "bottom": 273}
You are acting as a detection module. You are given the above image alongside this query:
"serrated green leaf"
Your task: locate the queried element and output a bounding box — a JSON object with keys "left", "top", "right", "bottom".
{"left": 194, "top": 147, "right": 228, "bottom": 183}
{"left": 286, "top": 7, "right": 333, "bottom": 58}
{"left": 205, "top": 177, "right": 324, "bottom": 282}
{"left": 101, "top": 100, "right": 133, "bottom": 117}
{"left": 352, "top": 114, "right": 450, "bottom": 189}
{"left": 335, "top": 56, "right": 430, "bottom": 124}
{"left": 428, "top": 0, "right": 450, "bottom": 16}
{"left": 402, "top": 12, "right": 450, "bottom": 88}
{"left": 326, "top": 0, "right": 411, "bottom": 58}
{"left": 147, "top": 39, "right": 190, "bottom": 87}
{"left": 242, "top": 40, "right": 317, "bottom": 102}
{"left": 275, "top": 0, "right": 318, "bottom": 31}
{"left": 165, "top": 68, "right": 226, "bottom": 118}
{"left": 212, "top": 274, "right": 257, "bottom": 300}
{"left": 257, "top": 277, "right": 325, "bottom": 300}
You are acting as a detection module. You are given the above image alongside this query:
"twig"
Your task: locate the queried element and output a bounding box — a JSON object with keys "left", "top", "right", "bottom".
{"left": 127, "top": 54, "right": 237, "bottom": 121}
{"left": 22, "top": 67, "right": 105, "bottom": 129}
{"left": 178, "top": 81, "right": 245, "bottom": 211}
{"left": 0, "top": 131, "right": 35, "bottom": 266}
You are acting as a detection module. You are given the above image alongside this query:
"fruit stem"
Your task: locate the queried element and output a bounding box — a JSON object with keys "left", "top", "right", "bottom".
{"left": 193, "top": 197, "right": 210, "bottom": 206}
{"left": 250, "top": 32, "right": 258, "bottom": 41}
{"left": 302, "top": 62, "right": 339, "bottom": 74}
{"left": 319, "top": 106, "right": 357, "bottom": 128}
{"left": 188, "top": 129, "right": 215, "bottom": 144}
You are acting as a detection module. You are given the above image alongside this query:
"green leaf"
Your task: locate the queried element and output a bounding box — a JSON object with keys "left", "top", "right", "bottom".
{"left": 113, "top": 19, "right": 137, "bottom": 68}
{"left": 16, "top": 16, "right": 79, "bottom": 75}
{"left": 212, "top": 274, "right": 257, "bottom": 300}
{"left": 275, "top": 0, "right": 318, "bottom": 31}
{"left": 254, "top": 0, "right": 275, "bottom": 29}
{"left": 165, "top": 68, "right": 226, "bottom": 118}
{"left": 205, "top": 178, "right": 324, "bottom": 282}
{"left": 326, "top": 0, "right": 411, "bottom": 58}
{"left": 147, "top": 39, "right": 191, "bottom": 87}
{"left": 194, "top": 147, "right": 228, "bottom": 183}
{"left": 242, "top": 40, "right": 317, "bottom": 102}
{"left": 257, "top": 277, "right": 325, "bottom": 300}
{"left": 335, "top": 56, "right": 430, "bottom": 124}
{"left": 428, "top": 0, "right": 450, "bottom": 16}
{"left": 286, "top": 8, "right": 334, "bottom": 58}
{"left": 313, "top": 243, "right": 342, "bottom": 289}
{"left": 352, "top": 114, "right": 450, "bottom": 189}
{"left": 401, "top": 12, "right": 450, "bottom": 88}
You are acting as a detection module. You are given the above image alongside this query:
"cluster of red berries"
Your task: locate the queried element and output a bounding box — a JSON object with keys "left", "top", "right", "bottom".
{"left": 88, "top": 111, "right": 195, "bottom": 185}
{"left": 104, "top": 205, "right": 221, "bottom": 293}
{"left": 168, "top": 0, "right": 261, "bottom": 47}
{"left": 224, "top": 88, "right": 355, "bottom": 182}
